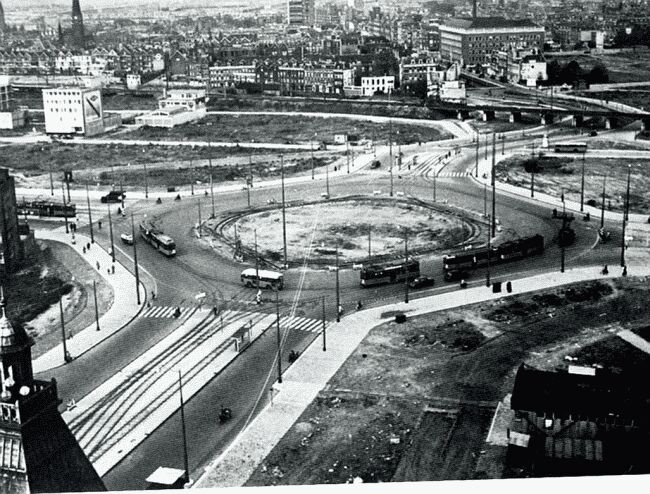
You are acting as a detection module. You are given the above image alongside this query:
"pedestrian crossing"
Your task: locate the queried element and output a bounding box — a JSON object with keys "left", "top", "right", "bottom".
{"left": 141, "top": 305, "right": 190, "bottom": 318}
{"left": 140, "top": 305, "right": 328, "bottom": 334}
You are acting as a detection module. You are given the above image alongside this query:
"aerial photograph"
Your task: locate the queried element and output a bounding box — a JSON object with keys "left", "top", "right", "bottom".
{"left": 0, "top": 0, "right": 648, "bottom": 492}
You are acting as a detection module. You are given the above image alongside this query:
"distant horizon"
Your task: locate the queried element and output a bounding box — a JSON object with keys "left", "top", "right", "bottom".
{"left": 1, "top": 0, "right": 288, "bottom": 9}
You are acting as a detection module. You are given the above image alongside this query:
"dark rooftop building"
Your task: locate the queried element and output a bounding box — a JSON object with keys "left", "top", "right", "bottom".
{"left": 507, "top": 364, "right": 650, "bottom": 477}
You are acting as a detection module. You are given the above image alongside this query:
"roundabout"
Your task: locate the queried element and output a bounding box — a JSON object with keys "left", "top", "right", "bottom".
{"left": 210, "top": 195, "right": 488, "bottom": 268}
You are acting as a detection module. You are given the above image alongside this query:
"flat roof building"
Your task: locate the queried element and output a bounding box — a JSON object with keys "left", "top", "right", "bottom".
{"left": 439, "top": 17, "right": 545, "bottom": 66}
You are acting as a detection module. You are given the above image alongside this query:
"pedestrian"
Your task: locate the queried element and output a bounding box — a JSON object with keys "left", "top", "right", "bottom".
{"left": 87, "top": 242, "right": 91, "bottom": 250}
{"left": 213, "top": 306, "right": 218, "bottom": 316}
{"left": 623, "top": 265, "right": 628, "bottom": 277}
{"left": 98, "top": 220, "right": 102, "bottom": 229}
{"left": 151, "top": 290, "right": 156, "bottom": 300}
{"left": 96, "top": 261, "right": 100, "bottom": 270}
{"left": 82, "top": 246, "right": 86, "bottom": 254}
{"left": 256, "top": 289, "right": 262, "bottom": 305}
{"left": 338, "top": 304, "right": 343, "bottom": 317}
{"left": 506, "top": 281, "right": 512, "bottom": 293}
{"left": 117, "top": 207, "right": 121, "bottom": 216}
{"left": 111, "top": 264, "right": 115, "bottom": 275}
{"left": 107, "top": 268, "right": 111, "bottom": 275}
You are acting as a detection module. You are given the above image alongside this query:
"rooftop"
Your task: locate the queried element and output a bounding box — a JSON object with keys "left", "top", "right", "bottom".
{"left": 443, "top": 17, "right": 542, "bottom": 30}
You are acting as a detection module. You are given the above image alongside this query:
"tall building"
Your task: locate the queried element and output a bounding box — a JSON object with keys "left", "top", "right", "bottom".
{"left": 288, "top": 0, "right": 315, "bottom": 26}
{"left": 0, "top": 169, "right": 21, "bottom": 276}
{"left": 0, "top": 2, "right": 6, "bottom": 32}
{"left": 71, "top": 0, "right": 85, "bottom": 48}
{"left": 43, "top": 87, "right": 106, "bottom": 136}
{"left": 0, "top": 295, "right": 106, "bottom": 493}
{"left": 439, "top": 17, "right": 545, "bottom": 66}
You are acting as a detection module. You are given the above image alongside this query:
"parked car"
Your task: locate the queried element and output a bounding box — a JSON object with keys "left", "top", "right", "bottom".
{"left": 409, "top": 276, "right": 435, "bottom": 289}
{"left": 370, "top": 160, "right": 381, "bottom": 169}
{"left": 589, "top": 130, "right": 598, "bottom": 137}
{"left": 101, "top": 190, "right": 125, "bottom": 203}
{"left": 120, "top": 233, "right": 133, "bottom": 245}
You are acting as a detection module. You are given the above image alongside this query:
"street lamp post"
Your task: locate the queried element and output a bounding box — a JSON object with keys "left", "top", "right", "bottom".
{"left": 254, "top": 229, "right": 260, "bottom": 291}
{"left": 48, "top": 161, "right": 54, "bottom": 196}
{"left": 484, "top": 134, "right": 488, "bottom": 160}
{"left": 177, "top": 371, "right": 190, "bottom": 485}
{"left": 120, "top": 175, "right": 125, "bottom": 209}
{"left": 280, "top": 155, "right": 288, "bottom": 269}
{"left": 107, "top": 205, "right": 115, "bottom": 263}
{"left": 433, "top": 159, "right": 437, "bottom": 202}
{"left": 275, "top": 289, "right": 283, "bottom": 383}
{"left": 404, "top": 229, "right": 409, "bottom": 304}
{"left": 321, "top": 296, "right": 326, "bottom": 351}
{"left": 59, "top": 296, "right": 70, "bottom": 364}
{"left": 85, "top": 183, "right": 94, "bottom": 244}
{"left": 531, "top": 165, "right": 535, "bottom": 198}
{"left": 325, "top": 163, "right": 330, "bottom": 196}
{"left": 397, "top": 131, "right": 401, "bottom": 171}
{"left": 335, "top": 244, "right": 340, "bottom": 322}
{"left": 346, "top": 139, "right": 350, "bottom": 174}
{"left": 600, "top": 173, "right": 607, "bottom": 229}
{"left": 190, "top": 151, "right": 194, "bottom": 196}
{"left": 93, "top": 280, "right": 100, "bottom": 331}
{"left": 621, "top": 165, "right": 631, "bottom": 267}
{"left": 310, "top": 136, "right": 315, "bottom": 180}
{"left": 144, "top": 162, "right": 149, "bottom": 199}
{"left": 491, "top": 133, "right": 496, "bottom": 238}
{"left": 197, "top": 199, "right": 202, "bottom": 238}
{"left": 209, "top": 150, "right": 215, "bottom": 219}
{"left": 580, "top": 154, "right": 585, "bottom": 212}
{"left": 130, "top": 213, "right": 141, "bottom": 305}
{"left": 501, "top": 134, "right": 505, "bottom": 155}
{"left": 486, "top": 215, "right": 492, "bottom": 287}
{"left": 65, "top": 171, "right": 71, "bottom": 203}
{"left": 61, "top": 182, "right": 69, "bottom": 234}
{"left": 367, "top": 228, "right": 371, "bottom": 262}
{"left": 475, "top": 132, "right": 479, "bottom": 177}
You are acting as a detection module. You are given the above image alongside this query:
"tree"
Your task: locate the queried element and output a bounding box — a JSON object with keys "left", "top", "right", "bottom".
{"left": 546, "top": 59, "right": 562, "bottom": 84}
{"left": 587, "top": 64, "right": 609, "bottom": 84}
{"left": 559, "top": 60, "right": 581, "bottom": 84}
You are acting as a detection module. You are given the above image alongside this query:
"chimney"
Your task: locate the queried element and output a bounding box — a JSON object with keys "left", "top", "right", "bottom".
{"left": 473, "top": 0, "right": 477, "bottom": 18}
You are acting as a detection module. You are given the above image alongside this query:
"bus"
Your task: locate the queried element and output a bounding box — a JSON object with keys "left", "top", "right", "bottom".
{"left": 240, "top": 268, "right": 284, "bottom": 290}
{"left": 443, "top": 235, "right": 544, "bottom": 281}
{"left": 360, "top": 259, "right": 420, "bottom": 287}
{"left": 554, "top": 142, "right": 587, "bottom": 153}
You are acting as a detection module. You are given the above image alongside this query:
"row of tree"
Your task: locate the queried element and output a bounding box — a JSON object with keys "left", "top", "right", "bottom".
{"left": 545, "top": 60, "right": 610, "bottom": 86}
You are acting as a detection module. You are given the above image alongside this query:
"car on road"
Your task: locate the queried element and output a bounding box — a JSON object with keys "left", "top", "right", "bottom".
{"left": 101, "top": 190, "right": 126, "bottom": 203}
{"left": 444, "top": 270, "right": 469, "bottom": 282}
{"left": 370, "top": 160, "right": 381, "bottom": 169}
{"left": 120, "top": 233, "right": 134, "bottom": 245}
{"left": 409, "top": 276, "right": 435, "bottom": 289}
{"left": 589, "top": 130, "right": 598, "bottom": 137}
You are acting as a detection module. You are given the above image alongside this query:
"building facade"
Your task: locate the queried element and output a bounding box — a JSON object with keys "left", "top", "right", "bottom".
{"left": 135, "top": 89, "right": 207, "bottom": 128}
{"left": 209, "top": 65, "right": 257, "bottom": 88}
{"left": 439, "top": 17, "right": 545, "bottom": 66}
{"left": 361, "top": 75, "right": 394, "bottom": 96}
{"left": 0, "top": 169, "right": 20, "bottom": 276}
{"left": 287, "top": 0, "right": 315, "bottom": 26}
{"left": 42, "top": 86, "right": 104, "bottom": 136}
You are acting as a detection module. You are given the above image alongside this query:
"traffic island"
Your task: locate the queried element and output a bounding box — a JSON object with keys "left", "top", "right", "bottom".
{"left": 207, "top": 195, "right": 493, "bottom": 269}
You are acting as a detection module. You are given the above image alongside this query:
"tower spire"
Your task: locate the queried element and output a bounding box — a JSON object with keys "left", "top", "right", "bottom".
{"left": 71, "top": 0, "right": 85, "bottom": 48}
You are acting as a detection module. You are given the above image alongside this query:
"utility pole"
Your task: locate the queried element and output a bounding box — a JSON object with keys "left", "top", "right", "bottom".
{"left": 131, "top": 213, "right": 141, "bottom": 305}
{"left": 404, "top": 229, "right": 409, "bottom": 304}
{"left": 86, "top": 182, "right": 94, "bottom": 244}
{"left": 621, "top": 165, "right": 631, "bottom": 267}
{"left": 486, "top": 216, "right": 492, "bottom": 287}
{"left": 530, "top": 165, "right": 535, "bottom": 198}
{"left": 475, "top": 133, "right": 479, "bottom": 177}
{"left": 107, "top": 205, "right": 115, "bottom": 263}
{"left": 120, "top": 175, "right": 125, "bottom": 209}
{"left": 178, "top": 371, "right": 190, "bottom": 485}
{"left": 197, "top": 199, "right": 202, "bottom": 238}
{"left": 397, "top": 131, "right": 401, "bottom": 171}
{"left": 491, "top": 133, "right": 496, "bottom": 238}
{"left": 61, "top": 182, "right": 69, "bottom": 234}
{"left": 561, "top": 239, "right": 565, "bottom": 273}
{"left": 275, "top": 289, "right": 282, "bottom": 383}
{"left": 253, "top": 228, "right": 260, "bottom": 286}
{"left": 346, "top": 139, "right": 350, "bottom": 174}
{"left": 321, "top": 296, "right": 326, "bottom": 351}
{"left": 48, "top": 161, "right": 54, "bottom": 196}
{"left": 93, "top": 280, "right": 100, "bottom": 331}
{"left": 580, "top": 154, "right": 585, "bottom": 212}
{"left": 501, "top": 134, "right": 505, "bottom": 155}
{"left": 65, "top": 171, "right": 71, "bottom": 203}
{"left": 59, "top": 296, "right": 69, "bottom": 364}
{"left": 368, "top": 228, "right": 371, "bottom": 262}
{"left": 190, "top": 152, "right": 194, "bottom": 196}
{"left": 484, "top": 134, "right": 488, "bottom": 160}
{"left": 281, "top": 155, "right": 287, "bottom": 269}
{"left": 248, "top": 155, "right": 253, "bottom": 189}
{"left": 335, "top": 244, "right": 340, "bottom": 322}
{"left": 390, "top": 155, "right": 394, "bottom": 197}
{"left": 144, "top": 162, "right": 149, "bottom": 199}
{"left": 600, "top": 173, "right": 607, "bottom": 229}
{"left": 209, "top": 154, "right": 215, "bottom": 219}
{"left": 310, "top": 137, "right": 315, "bottom": 179}
{"left": 433, "top": 159, "right": 437, "bottom": 202}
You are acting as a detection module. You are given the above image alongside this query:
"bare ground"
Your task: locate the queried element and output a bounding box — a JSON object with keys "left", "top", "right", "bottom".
{"left": 245, "top": 276, "right": 650, "bottom": 485}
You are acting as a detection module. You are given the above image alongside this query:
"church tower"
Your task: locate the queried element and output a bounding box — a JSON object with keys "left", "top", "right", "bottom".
{"left": 0, "top": 292, "right": 105, "bottom": 493}
{"left": 0, "top": 2, "right": 6, "bottom": 32}
{"left": 71, "top": 0, "right": 85, "bottom": 48}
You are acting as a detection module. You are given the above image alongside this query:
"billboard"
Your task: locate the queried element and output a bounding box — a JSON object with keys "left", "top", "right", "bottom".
{"left": 83, "top": 89, "right": 103, "bottom": 123}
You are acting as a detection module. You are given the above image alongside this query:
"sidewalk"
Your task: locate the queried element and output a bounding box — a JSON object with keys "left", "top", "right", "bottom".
{"left": 194, "top": 261, "right": 650, "bottom": 488}
{"left": 33, "top": 228, "right": 146, "bottom": 374}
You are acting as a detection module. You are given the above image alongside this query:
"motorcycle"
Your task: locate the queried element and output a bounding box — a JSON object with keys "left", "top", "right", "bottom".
{"left": 219, "top": 406, "right": 232, "bottom": 423}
